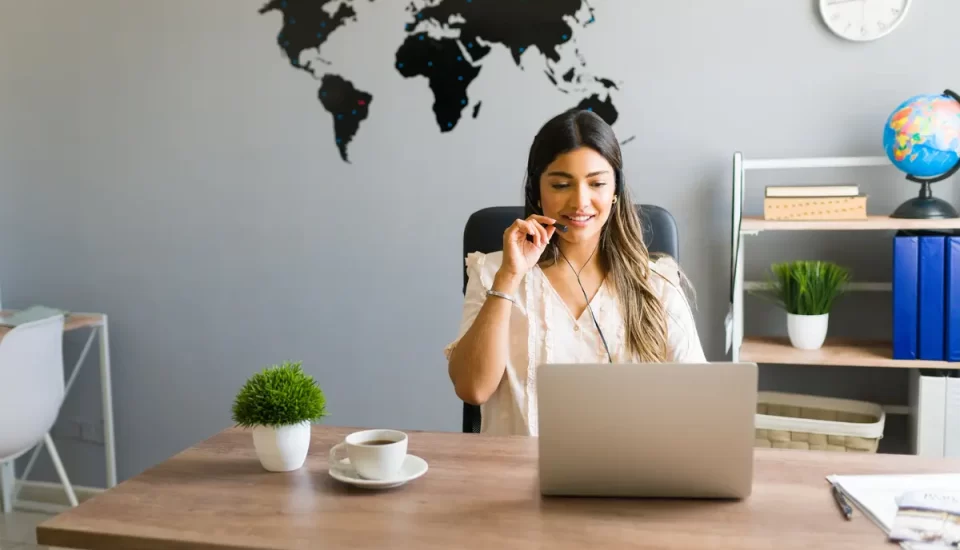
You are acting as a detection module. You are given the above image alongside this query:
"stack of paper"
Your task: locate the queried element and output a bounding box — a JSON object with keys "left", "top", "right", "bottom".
{"left": 827, "top": 474, "right": 960, "bottom": 549}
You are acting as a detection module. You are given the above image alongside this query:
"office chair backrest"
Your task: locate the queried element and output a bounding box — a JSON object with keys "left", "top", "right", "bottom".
{"left": 0, "top": 315, "right": 65, "bottom": 460}
{"left": 459, "top": 205, "right": 680, "bottom": 433}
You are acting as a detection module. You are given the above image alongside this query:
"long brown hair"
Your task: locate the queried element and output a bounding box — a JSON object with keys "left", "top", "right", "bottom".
{"left": 523, "top": 109, "right": 670, "bottom": 362}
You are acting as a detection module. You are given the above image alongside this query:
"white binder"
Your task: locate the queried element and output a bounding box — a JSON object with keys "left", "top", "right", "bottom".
{"left": 945, "top": 376, "right": 960, "bottom": 458}
{"left": 909, "top": 369, "right": 946, "bottom": 457}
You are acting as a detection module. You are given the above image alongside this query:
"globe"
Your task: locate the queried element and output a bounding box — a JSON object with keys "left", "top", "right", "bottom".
{"left": 883, "top": 92, "right": 960, "bottom": 179}
{"left": 882, "top": 90, "right": 960, "bottom": 218}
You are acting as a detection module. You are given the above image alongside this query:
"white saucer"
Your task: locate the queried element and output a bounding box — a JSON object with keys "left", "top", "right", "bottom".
{"left": 328, "top": 454, "right": 428, "bottom": 489}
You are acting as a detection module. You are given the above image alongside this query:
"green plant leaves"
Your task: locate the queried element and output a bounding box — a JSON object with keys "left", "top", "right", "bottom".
{"left": 231, "top": 361, "right": 327, "bottom": 428}
{"left": 754, "top": 260, "right": 850, "bottom": 315}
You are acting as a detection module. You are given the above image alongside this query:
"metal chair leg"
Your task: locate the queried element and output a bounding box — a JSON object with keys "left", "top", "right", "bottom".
{"left": 0, "top": 460, "right": 14, "bottom": 513}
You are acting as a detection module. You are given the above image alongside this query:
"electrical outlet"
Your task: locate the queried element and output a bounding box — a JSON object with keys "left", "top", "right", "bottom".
{"left": 72, "top": 418, "right": 105, "bottom": 444}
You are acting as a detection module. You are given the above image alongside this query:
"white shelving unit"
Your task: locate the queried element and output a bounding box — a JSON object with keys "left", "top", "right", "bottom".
{"left": 725, "top": 152, "right": 960, "bottom": 451}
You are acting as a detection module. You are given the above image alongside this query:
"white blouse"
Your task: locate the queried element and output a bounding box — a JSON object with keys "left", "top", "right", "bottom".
{"left": 444, "top": 251, "right": 707, "bottom": 437}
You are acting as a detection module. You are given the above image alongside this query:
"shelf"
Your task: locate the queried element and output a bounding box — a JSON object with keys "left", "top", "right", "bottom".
{"left": 745, "top": 281, "right": 891, "bottom": 292}
{"left": 740, "top": 216, "right": 960, "bottom": 232}
{"left": 740, "top": 336, "right": 960, "bottom": 369}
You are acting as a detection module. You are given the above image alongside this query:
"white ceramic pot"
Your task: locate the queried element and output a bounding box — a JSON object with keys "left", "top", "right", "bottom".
{"left": 252, "top": 421, "right": 311, "bottom": 472}
{"left": 786, "top": 312, "right": 829, "bottom": 350}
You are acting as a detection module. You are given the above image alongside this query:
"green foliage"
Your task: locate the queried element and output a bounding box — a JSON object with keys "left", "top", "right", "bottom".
{"left": 754, "top": 260, "right": 851, "bottom": 315}
{"left": 232, "top": 361, "right": 327, "bottom": 428}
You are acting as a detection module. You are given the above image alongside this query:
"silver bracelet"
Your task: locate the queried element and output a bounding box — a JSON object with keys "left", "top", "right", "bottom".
{"left": 486, "top": 289, "right": 518, "bottom": 306}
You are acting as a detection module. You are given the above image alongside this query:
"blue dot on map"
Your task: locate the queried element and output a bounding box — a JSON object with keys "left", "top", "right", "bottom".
{"left": 397, "top": 62, "right": 404, "bottom": 68}
{"left": 352, "top": 109, "right": 357, "bottom": 115}
{"left": 562, "top": 34, "right": 568, "bottom": 40}
{"left": 317, "top": 32, "right": 323, "bottom": 38}
{"left": 458, "top": 76, "right": 463, "bottom": 81}
{"left": 457, "top": 55, "right": 462, "bottom": 61}
{"left": 419, "top": 35, "right": 424, "bottom": 40}
{"left": 519, "top": 47, "right": 525, "bottom": 53}
{"left": 461, "top": 99, "right": 466, "bottom": 105}
{"left": 321, "top": 91, "right": 327, "bottom": 97}
{"left": 337, "top": 114, "right": 343, "bottom": 120}
{"left": 447, "top": 122, "right": 453, "bottom": 128}
{"left": 468, "top": 43, "right": 473, "bottom": 48}
{"left": 320, "top": 22, "right": 326, "bottom": 28}
{"left": 427, "top": 61, "right": 433, "bottom": 67}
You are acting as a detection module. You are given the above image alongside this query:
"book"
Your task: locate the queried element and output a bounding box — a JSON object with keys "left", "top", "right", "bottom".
{"left": 0, "top": 305, "right": 68, "bottom": 327}
{"left": 919, "top": 236, "right": 946, "bottom": 361}
{"left": 893, "top": 234, "right": 920, "bottom": 360}
{"left": 946, "top": 236, "right": 960, "bottom": 362}
{"left": 764, "top": 184, "right": 859, "bottom": 197}
{"left": 762, "top": 195, "right": 867, "bottom": 221}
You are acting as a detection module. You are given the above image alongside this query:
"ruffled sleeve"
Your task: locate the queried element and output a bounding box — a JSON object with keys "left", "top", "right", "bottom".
{"left": 443, "top": 252, "right": 502, "bottom": 361}
{"left": 651, "top": 257, "right": 707, "bottom": 363}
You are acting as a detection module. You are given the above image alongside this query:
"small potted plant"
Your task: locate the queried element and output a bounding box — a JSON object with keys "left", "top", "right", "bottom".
{"left": 232, "top": 361, "right": 327, "bottom": 472}
{"left": 756, "top": 260, "right": 850, "bottom": 350}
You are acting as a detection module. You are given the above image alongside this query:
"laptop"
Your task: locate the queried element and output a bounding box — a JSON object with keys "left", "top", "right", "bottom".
{"left": 537, "top": 362, "right": 758, "bottom": 499}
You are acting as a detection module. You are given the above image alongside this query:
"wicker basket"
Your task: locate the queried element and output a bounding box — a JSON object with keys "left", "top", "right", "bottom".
{"left": 754, "top": 392, "right": 885, "bottom": 453}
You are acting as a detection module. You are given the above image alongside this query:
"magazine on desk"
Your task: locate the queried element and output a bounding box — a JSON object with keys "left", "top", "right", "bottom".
{"left": 826, "top": 474, "right": 960, "bottom": 550}
{"left": 892, "top": 491, "right": 960, "bottom": 548}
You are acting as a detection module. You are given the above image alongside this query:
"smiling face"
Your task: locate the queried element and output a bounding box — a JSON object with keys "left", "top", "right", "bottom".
{"left": 538, "top": 146, "right": 617, "bottom": 245}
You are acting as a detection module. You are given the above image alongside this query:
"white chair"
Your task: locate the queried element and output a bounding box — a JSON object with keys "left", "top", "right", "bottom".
{"left": 0, "top": 315, "right": 77, "bottom": 512}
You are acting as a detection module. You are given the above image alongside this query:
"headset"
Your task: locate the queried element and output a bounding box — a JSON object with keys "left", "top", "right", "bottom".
{"left": 523, "top": 164, "right": 624, "bottom": 363}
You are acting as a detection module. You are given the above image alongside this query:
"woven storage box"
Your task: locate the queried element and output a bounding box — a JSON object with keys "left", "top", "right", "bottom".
{"left": 755, "top": 392, "right": 885, "bottom": 453}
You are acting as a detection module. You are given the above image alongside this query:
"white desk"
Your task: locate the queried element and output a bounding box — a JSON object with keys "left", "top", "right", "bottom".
{"left": 0, "top": 312, "right": 115, "bottom": 512}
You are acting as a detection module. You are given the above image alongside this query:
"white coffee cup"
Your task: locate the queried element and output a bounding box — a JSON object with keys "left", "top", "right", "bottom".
{"left": 328, "top": 429, "right": 408, "bottom": 480}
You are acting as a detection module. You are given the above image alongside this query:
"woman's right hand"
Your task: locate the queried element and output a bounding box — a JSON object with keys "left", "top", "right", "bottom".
{"left": 497, "top": 215, "right": 557, "bottom": 287}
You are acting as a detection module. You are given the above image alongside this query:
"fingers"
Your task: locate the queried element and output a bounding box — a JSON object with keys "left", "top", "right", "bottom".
{"left": 504, "top": 215, "right": 557, "bottom": 249}
{"left": 519, "top": 219, "right": 544, "bottom": 247}
{"left": 527, "top": 214, "right": 557, "bottom": 226}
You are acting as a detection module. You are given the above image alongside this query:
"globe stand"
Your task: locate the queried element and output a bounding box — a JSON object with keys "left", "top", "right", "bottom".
{"left": 890, "top": 88, "right": 960, "bottom": 220}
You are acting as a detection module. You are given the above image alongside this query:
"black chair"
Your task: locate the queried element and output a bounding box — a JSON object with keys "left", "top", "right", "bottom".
{"left": 458, "top": 204, "right": 680, "bottom": 433}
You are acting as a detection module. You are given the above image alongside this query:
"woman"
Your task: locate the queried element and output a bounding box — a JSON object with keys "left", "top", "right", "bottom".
{"left": 445, "top": 109, "right": 706, "bottom": 436}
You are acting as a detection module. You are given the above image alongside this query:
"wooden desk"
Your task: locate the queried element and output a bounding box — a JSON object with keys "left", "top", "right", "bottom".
{"left": 37, "top": 426, "right": 960, "bottom": 550}
{"left": 0, "top": 310, "right": 117, "bottom": 513}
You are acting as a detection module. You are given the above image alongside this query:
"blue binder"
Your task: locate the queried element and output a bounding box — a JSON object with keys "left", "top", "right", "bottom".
{"left": 918, "top": 235, "right": 946, "bottom": 360}
{"left": 892, "top": 234, "right": 919, "bottom": 360}
{"left": 946, "top": 236, "right": 960, "bottom": 362}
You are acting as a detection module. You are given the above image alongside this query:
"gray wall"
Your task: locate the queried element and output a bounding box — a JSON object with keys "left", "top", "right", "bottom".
{"left": 1, "top": 0, "right": 958, "bottom": 485}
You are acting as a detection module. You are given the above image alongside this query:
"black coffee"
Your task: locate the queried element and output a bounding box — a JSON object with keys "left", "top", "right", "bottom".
{"left": 361, "top": 439, "right": 396, "bottom": 446}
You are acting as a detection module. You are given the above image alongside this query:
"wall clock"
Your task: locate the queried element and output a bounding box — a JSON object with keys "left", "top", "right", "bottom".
{"left": 820, "top": 0, "right": 912, "bottom": 42}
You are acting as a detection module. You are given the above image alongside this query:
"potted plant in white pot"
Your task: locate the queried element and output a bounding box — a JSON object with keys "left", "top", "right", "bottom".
{"left": 232, "top": 361, "right": 327, "bottom": 472}
{"left": 758, "top": 260, "right": 850, "bottom": 350}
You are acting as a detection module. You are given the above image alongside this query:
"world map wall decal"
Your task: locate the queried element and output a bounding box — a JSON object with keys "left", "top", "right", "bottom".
{"left": 259, "top": 0, "right": 625, "bottom": 163}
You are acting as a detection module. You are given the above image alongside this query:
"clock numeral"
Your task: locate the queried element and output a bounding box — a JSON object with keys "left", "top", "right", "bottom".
{"left": 878, "top": 20, "right": 887, "bottom": 30}
{"left": 831, "top": 12, "right": 841, "bottom": 21}
{"left": 861, "top": 25, "right": 868, "bottom": 36}
{"left": 891, "top": 7, "right": 901, "bottom": 15}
